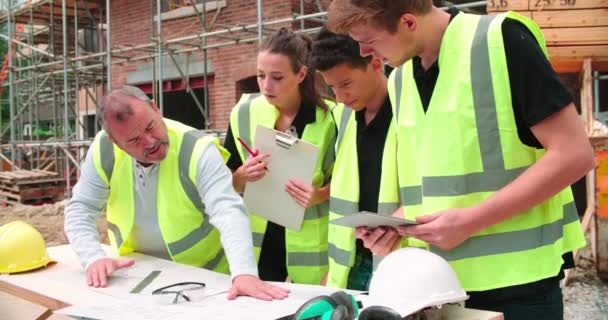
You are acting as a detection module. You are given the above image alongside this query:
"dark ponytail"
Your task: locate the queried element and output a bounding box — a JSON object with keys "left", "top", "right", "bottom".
{"left": 260, "top": 28, "right": 329, "bottom": 110}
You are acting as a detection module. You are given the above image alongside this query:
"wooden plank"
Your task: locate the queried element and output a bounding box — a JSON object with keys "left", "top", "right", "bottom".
{"left": 0, "top": 280, "right": 70, "bottom": 311}
{"left": 596, "top": 150, "right": 608, "bottom": 279}
{"left": 487, "top": 0, "right": 529, "bottom": 12}
{"left": 13, "top": 171, "right": 37, "bottom": 178}
{"left": 532, "top": 9, "right": 608, "bottom": 27}
{"left": 564, "top": 179, "right": 596, "bottom": 286}
{"left": 0, "top": 170, "right": 60, "bottom": 182}
{"left": 489, "top": 0, "right": 608, "bottom": 12}
{"left": 1, "top": 171, "right": 29, "bottom": 180}
{"left": 20, "top": 187, "right": 65, "bottom": 200}
{"left": 34, "top": 309, "right": 53, "bottom": 320}
{"left": 548, "top": 44, "right": 608, "bottom": 60}
{"left": 543, "top": 26, "right": 608, "bottom": 45}
{"left": 0, "top": 182, "right": 21, "bottom": 192}
{"left": 31, "top": 170, "right": 59, "bottom": 177}
{"left": 0, "top": 189, "right": 24, "bottom": 200}
{"left": 0, "top": 186, "right": 65, "bottom": 201}
{"left": 10, "top": 171, "right": 34, "bottom": 179}
{"left": 550, "top": 59, "right": 608, "bottom": 73}
{"left": 544, "top": 56, "right": 608, "bottom": 73}
{"left": 14, "top": 170, "right": 40, "bottom": 178}
{"left": 530, "top": 0, "right": 608, "bottom": 11}
{"left": 0, "top": 197, "right": 20, "bottom": 205}
{"left": 16, "top": 179, "right": 65, "bottom": 187}
{"left": 510, "top": 10, "right": 533, "bottom": 18}
{"left": 33, "top": 4, "right": 99, "bottom": 20}
{"left": 582, "top": 59, "right": 594, "bottom": 133}
{"left": 0, "top": 172, "right": 19, "bottom": 181}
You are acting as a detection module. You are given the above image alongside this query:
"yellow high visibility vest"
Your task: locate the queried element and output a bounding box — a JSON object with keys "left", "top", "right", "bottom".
{"left": 326, "top": 104, "right": 400, "bottom": 288}
{"left": 387, "top": 12, "right": 585, "bottom": 291}
{"left": 229, "top": 94, "right": 336, "bottom": 284}
{"left": 92, "top": 119, "right": 230, "bottom": 273}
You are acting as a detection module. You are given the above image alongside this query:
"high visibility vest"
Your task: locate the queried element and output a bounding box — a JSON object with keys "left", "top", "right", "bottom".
{"left": 326, "top": 104, "right": 400, "bottom": 288}
{"left": 387, "top": 12, "right": 586, "bottom": 291}
{"left": 92, "top": 119, "right": 230, "bottom": 273}
{"left": 229, "top": 93, "right": 336, "bottom": 284}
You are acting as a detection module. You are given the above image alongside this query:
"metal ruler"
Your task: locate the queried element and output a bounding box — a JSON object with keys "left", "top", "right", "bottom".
{"left": 130, "top": 270, "right": 162, "bottom": 294}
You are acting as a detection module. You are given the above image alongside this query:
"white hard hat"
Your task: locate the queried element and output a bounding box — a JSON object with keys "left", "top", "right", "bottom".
{"left": 366, "top": 247, "right": 468, "bottom": 317}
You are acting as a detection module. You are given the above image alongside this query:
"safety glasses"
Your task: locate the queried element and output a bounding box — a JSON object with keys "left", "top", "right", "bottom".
{"left": 152, "top": 282, "right": 206, "bottom": 304}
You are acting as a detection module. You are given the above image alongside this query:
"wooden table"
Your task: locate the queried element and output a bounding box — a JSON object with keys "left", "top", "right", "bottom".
{"left": 0, "top": 246, "right": 124, "bottom": 320}
{"left": 0, "top": 245, "right": 503, "bottom": 320}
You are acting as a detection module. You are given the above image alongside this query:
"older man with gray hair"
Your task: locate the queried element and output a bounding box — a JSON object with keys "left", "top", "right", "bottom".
{"left": 65, "top": 85, "right": 289, "bottom": 301}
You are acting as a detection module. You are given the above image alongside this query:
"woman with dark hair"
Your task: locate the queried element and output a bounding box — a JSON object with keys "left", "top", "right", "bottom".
{"left": 224, "top": 28, "right": 336, "bottom": 285}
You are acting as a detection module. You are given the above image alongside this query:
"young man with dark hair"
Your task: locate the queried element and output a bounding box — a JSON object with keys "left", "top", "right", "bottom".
{"left": 326, "top": 1, "right": 593, "bottom": 318}
{"left": 311, "top": 28, "right": 400, "bottom": 290}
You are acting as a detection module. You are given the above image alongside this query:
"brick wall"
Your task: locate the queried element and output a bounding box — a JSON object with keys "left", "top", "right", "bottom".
{"left": 110, "top": 0, "right": 302, "bottom": 130}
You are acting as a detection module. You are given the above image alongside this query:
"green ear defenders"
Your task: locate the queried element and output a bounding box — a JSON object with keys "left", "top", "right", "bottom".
{"left": 291, "top": 291, "right": 361, "bottom": 320}
{"left": 357, "top": 305, "right": 402, "bottom": 320}
{"left": 287, "top": 291, "right": 407, "bottom": 320}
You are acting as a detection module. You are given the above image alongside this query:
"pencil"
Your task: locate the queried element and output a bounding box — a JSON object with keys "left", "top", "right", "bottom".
{"left": 237, "top": 137, "right": 257, "bottom": 157}
{"left": 237, "top": 137, "right": 268, "bottom": 171}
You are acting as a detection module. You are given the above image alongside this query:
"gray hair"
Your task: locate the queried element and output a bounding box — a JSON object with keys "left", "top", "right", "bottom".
{"left": 97, "top": 85, "right": 153, "bottom": 131}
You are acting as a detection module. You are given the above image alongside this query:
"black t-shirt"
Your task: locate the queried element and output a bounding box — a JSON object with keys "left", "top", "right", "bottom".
{"left": 356, "top": 97, "right": 393, "bottom": 213}
{"left": 414, "top": 7, "right": 573, "bottom": 149}
{"left": 350, "top": 97, "right": 394, "bottom": 284}
{"left": 223, "top": 99, "right": 317, "bottom": 282}
{"left": 413, "top": 8, "right": 574, "bottom": 301}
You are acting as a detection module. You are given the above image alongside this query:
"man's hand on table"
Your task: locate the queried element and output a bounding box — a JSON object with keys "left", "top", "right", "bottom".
{"left": 227, "top": 274, "right": 290, "bottom": 301}
{"left": 86, "top": 258, "right": 135, "bottom": 287}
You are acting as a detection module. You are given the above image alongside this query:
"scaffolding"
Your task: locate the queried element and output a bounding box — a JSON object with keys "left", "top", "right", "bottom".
{"left": 0, "top": 0, "right": 488, "bottom": 201}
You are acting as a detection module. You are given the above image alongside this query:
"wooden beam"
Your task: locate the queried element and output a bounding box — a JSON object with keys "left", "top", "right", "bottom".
{"left": 488, "top": 0, "right": 608, "bottom": 12}
{"left": 487, "top": 0, "right": 529, "bottom": 12}
{"left": 532, "top": 8, "right": 608, "bottom": 27}
{"left": 543, "top": 26, "right": 608, "bottom": 46}
{"left": 550, "top": 58, "right": 608, "bottom": 73}
{"left": 563, "top": 70, "right": 597, "bottom": 286}
{"left": 34, "top": 309, "right": 53, "bottom": 320}
{"left": 581, "top": 58, "right": 594, "bottom": 133}
{"left": 0, "top": 280, "right": 70, "bottom": 311}
{"left": 549, "top": 45, "right": 608, "bottom": 59}
{"left": 510, "top": 10, "right": 533, "bottom": 18}
{"left": 530, "top": 0, "right": 608, "bottom": 11}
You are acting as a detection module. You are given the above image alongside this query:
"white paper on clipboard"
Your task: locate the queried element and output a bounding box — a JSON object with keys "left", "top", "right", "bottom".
{"left": 330, "top": 211, "right": 418, "bottom": 229}
{"left": 243, "top": 125, "right": 319, "bottom": 231}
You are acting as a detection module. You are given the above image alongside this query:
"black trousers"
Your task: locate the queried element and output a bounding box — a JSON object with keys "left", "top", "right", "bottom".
{"left": 466, "top": 277, "right": 563, "bottom": 320}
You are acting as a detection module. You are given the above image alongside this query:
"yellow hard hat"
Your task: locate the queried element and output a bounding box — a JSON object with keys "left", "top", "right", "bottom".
{"left": 0, "top": 220, "right": 55, "bottom": 274}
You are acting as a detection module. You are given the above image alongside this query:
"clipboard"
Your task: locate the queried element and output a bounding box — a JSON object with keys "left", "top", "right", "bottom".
{"left": 330, "top": 212, "right": 418, "bottom": 229}
{"left": 243, "top": 125, "right": 319, "bottom": 231}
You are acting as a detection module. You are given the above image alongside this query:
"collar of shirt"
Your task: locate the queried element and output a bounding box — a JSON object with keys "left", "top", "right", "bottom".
{"left": 289, "top": 98, "right": 318, "bottom": 138}
{"left": 134, "top": 160, "right": 159, "bottom": 185}
{"left": 355, "top": 95, "right": 393, "bottom": 131}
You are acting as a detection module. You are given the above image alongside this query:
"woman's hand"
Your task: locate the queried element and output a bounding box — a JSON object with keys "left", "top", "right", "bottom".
{"left": 232, "top": 152, "right": 270, "bottom": 193}
{"left": 285, "top": 179, "right": 330, "bottom": 208}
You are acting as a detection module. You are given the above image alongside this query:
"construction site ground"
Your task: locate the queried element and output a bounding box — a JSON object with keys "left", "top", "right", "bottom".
{"left": 0, "top": 202, "right": 607, "bottom": 320}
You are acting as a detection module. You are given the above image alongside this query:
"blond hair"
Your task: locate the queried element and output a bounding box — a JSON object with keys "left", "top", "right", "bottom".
{"left": 328, "top": 0, "right": 433, "bottom": 34}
